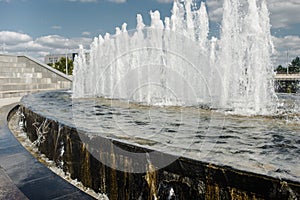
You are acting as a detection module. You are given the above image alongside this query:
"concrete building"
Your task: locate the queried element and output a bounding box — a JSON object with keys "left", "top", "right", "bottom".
{"left": 44, "top": 53, "right": 78, "bottom": 64}
{"left": 0, "top": 54, "right": 72, "bottom": 98}
{"left": 44, "top": 53, "right": 90, "bottom": 65}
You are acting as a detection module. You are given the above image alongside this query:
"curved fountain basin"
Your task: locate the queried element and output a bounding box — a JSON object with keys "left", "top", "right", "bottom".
{"left": 20, "top": 90, "right": 300, "bottom": 199}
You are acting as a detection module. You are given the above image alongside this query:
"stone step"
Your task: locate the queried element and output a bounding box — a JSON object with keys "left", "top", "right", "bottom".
{"left": 0, "top": 77, "right": 52, "bottom": 84}
{"left": 0, "top": 62, "right": 27, "bottom": 68}
{"left": 0, "top": 55, "right": 18, "bottom": 63}
{"left": 0, "top": 88, "right": 58, "bottom": 98}
{"left": 0, "top": 55, "right": 71, "bottom": 99}
{"left": 1, "top": 67, "right": 35, "bottom": 73}
{"left": 0, "top": 72, "right": 43, "bottom": 78}
{"left": 0, "top": 83, "right": 60, "bottom": 92}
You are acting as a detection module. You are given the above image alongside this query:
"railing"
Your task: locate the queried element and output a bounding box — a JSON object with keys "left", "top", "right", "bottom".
{"left": 275, "top": 73, "right": 300, "bottom": 81}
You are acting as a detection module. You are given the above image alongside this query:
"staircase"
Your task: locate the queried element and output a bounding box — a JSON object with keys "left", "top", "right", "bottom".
{"left": 0, "top": 54, "right": 72, "bottom": 98}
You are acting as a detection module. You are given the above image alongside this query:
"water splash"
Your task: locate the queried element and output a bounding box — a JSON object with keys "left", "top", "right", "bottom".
{"left": 73, "top": 0, "right": 277, "bottom": 115}
{"left": 218, "top": 0, "right": 277, "bottom": 115}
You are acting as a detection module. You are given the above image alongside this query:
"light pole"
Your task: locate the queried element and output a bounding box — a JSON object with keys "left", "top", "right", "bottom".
{"left": 2, "top": 42, "right": 5, "bottom": 53}
{"left": 286, "top": 49, "right": 289, "bottom": 74}
{"left": 65, "top": 49, "right": 68, "bottom": 75}
{"left": 52, "top": 52, "right": 55, "bottom": 68}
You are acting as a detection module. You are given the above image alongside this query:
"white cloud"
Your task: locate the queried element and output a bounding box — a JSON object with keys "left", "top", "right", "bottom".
{"left": 206, "top": 0, "right": 300, "bottom": 30}
{"left": 36, "top": 35, "right": 71, "bottom": 48}
{"left": 206, "top": 0, "right": 223, "bottom": 23}
{"left": 0, "top": 31, "right": 32, "bottom": 45}
{"left": 51, "top": 25, "right": 62, "bottom": 30}
{"left": 156, "top": 0, "right": 173, "bottom": 3}
{"left": 36, "top": 35, "right": 92, "bottom": 49}
{"left": 0, "top": 0, "right": 28, "bottom": 2}
{"left": 66, "top": 0, "right": 171, "bottom": 3}
{"left": 82, "top": 31, "right": 91, "bottom": 36}
{"left": 7, "top": 41, "right": 50, "bottom": 54}
{"left": 273, "top": 35, "right": 300, "bottom": 50}
{"left": 272, "top": 35, "right": 300, "bottom": 66}
{"left": 0, "top": 30, "right": 298, "bottom": 68}
{"left": 67, "top": 0, "right": 127, "bottom": 3}
{"left": 268, "top": 0, "right": 300, "bottom": 29}
{"left": 0, "top": 31, "right": 92, "bottom": 62}
{"left": 205, "top": 0, "right": 300, "bottom": 66}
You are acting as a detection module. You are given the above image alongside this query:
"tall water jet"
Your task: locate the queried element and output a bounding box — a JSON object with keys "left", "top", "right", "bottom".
{"left": 73, "top": 0, "right": 277, "bottom": 115}
{"left": 218, "top": 0, "right": 277, "bottom": 114}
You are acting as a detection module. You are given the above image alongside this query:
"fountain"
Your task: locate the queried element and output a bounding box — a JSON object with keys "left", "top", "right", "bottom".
{"left": 73, "top": 0, "right": 277, "bottom": 115}
{"left": 15, "top": 0, "right": 300, "bottom": 199}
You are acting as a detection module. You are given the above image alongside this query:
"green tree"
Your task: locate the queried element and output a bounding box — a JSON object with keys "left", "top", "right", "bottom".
{"left": 276, "top": 57, "right": 300, "bottom": 74}
{"left": 48, "top": 57, "right": 74, "bottom": 75}
{"left": 291, "top": 56, "right": 300, "bottom": 67}
{"left": 275, "top": 65, "right": 287, "bottom": 74}
{"left": 288, "top": 56, "right": 300, "bottom": 73}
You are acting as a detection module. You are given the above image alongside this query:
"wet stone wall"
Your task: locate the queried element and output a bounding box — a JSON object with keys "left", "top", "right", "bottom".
{"left": 20, "top": 105, "right": 300, "bottom": 200}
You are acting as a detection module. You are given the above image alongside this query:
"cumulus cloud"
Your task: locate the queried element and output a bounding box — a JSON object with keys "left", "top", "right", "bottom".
{"left": 36, "top": 35, "right": 71, "bottom": 48}
{"left": 206, "top": 0, "right": 300, "bottom": 30}
{"left": 204, "top": 0, "right": 300, "bottom": 66}
{"left": 7, "top": 41, "right": 49, "bottom": 54}
{"left": 67, "top": 0, "right": 127, "bottom": 3}
{"left": 51, "top": 25, "right": 62, "bottom": 30}
{"left": 0, "top": 31, "right": 92, "bottom": 61}
{"left": 156, "top": 0, "right": 173, "bottom": 3}
{"left": 272, "top": 35, "right": 300, "bottom": 66}
{"left": 82, "top": 31, "right": 91, "bottom": 36}
{"left": 106, "top": 0, "right": 174, "bottom": 3}
{"left": 268, "top": 0, "right": 300, "bottom": 29}
{"left": 35, "top": 35, "right": 92, "bottom": 50}
{"left": 0, "top": 31, "right": 32, "bottom": 45}
{"left": 206, "top": 0, "right": 223, "bottom": 23}
{"left": 66, "top": 0, "right": 172, "bottom": 3}
{"left": 0, "top": 0, "right": 28, "bottom": 2}
{"left": 2, "top": 0, "right": 300, "bottom": 67}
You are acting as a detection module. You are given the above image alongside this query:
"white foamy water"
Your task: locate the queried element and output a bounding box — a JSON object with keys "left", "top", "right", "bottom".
{"left": 73, "top": 0, "right": 277, "bottom": 116}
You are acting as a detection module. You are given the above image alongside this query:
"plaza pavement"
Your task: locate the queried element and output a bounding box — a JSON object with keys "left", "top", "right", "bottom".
{"left": 0, "top": 98, "right": 95, "bottom": 200}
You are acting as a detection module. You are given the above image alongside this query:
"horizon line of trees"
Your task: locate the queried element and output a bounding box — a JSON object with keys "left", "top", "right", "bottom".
{"left": 276, "top": 56, "right": 300, "bottom": 74}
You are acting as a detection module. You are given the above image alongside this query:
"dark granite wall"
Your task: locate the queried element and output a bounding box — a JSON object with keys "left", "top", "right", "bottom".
{"left": 20, "top": 105, "right": 300, "bottom": 200}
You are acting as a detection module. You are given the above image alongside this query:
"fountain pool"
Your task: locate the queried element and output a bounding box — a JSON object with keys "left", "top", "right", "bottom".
{"left": 19, "top": 90, "right": 300, "bottom": 199}
{"left": 21, "top": 90, "right": 300, "bottom": 180}
{"left": 16, "top": 0, "right": 300, "bottom": 198}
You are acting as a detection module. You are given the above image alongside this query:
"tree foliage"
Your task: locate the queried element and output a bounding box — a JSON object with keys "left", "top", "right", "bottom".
{"left": 276, "top": 56, "right": 300, "bottom": 74}
{"left": 48, "top": 57, "right": 74, "bottom": 75}
{"left": 290, "top": 56, "right": 300, "bottom": 67}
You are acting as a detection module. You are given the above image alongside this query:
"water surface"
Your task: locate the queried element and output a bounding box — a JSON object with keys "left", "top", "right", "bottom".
{"left": 21, "top": 91, "right": 300, "bottom": 182}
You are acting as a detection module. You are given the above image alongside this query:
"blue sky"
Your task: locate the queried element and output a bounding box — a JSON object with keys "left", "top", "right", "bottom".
{"left": 0, "top": 0, "right": 174, "bottom": 38}
{"left": 0, "top": 0, "right": 300, "bottom": 66}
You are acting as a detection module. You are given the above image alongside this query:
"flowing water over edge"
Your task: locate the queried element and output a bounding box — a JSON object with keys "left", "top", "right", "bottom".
{"left": 21, "top": 90, "right": 300, "bottom": 182}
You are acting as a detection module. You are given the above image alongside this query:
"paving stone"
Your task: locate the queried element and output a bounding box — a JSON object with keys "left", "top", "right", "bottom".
{"left": 0, "top": 168, "right": 28, "bottom": 200}
{"left": 0, "top": 104, "right": 95, "bottom": 200}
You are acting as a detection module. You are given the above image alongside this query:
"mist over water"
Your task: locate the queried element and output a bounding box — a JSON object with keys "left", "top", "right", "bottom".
{"left": 73, "top": 0, "right": 277, "bottom": 115}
